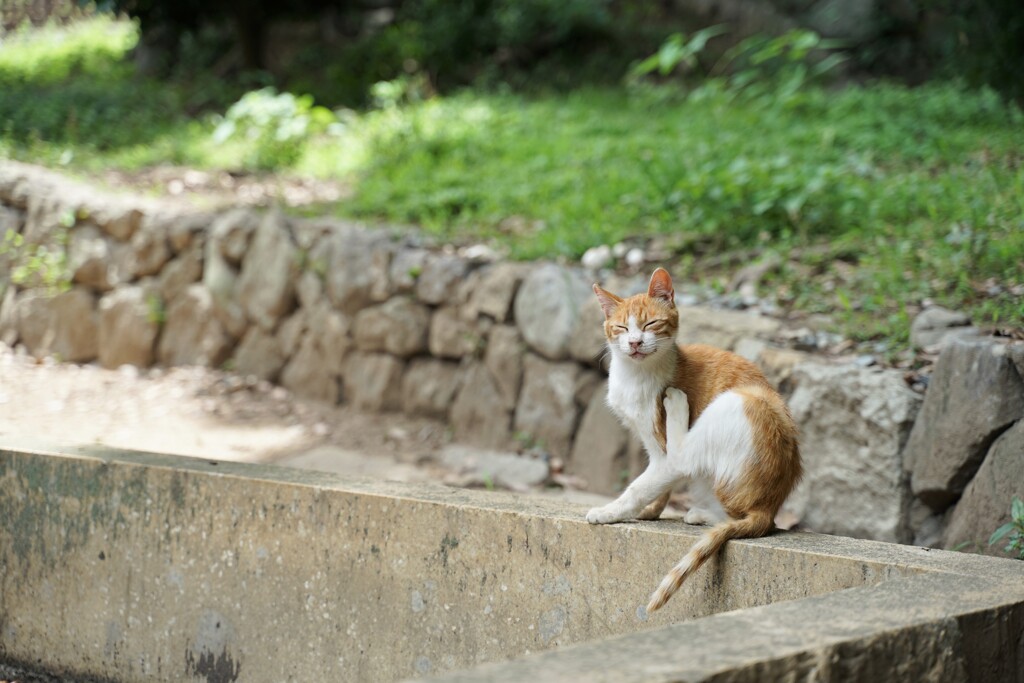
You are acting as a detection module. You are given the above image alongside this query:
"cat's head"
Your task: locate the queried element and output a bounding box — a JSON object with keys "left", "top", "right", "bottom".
{"left": 592, "top": 268, "right": 679, "bottom": 363}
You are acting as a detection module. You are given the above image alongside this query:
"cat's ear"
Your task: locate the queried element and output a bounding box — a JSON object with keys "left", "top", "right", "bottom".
{"left": 647, "top": 268, "right": 675, "bottom": 305}
{"left": 592, "top": 284, "right": 622, "bottom": 318}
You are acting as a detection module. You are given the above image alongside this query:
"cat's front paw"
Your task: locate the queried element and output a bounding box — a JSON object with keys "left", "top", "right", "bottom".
{"left": 586, "top": 503, "right": 631, "bottom": 525}
{"left": 664, "top": 387, "right": 690, "bottom": 455}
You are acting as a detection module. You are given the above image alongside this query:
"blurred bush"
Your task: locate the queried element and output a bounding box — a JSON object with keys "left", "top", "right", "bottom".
{"left": 211, "top": 87, "right": 340, "bottom": 170}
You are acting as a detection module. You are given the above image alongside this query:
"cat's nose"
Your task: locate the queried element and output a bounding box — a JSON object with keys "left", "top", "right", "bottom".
{"left": 629, "top": 340, "right": 642, "bottom": 351}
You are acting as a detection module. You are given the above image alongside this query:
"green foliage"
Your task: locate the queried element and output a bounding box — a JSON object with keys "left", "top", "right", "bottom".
{"left": 145, "top": 293, "right": 166, "bottom": 325}
{"left": 0, "top": 15, "right": 135, "bottom": 86}
{"left": 2, "top": 16, "right": 1022, "bottom": 346}
{"left": 989, "top": 498, "right": 1024, "bottom": 560}
{"left": 403, "top": 0, "right": 614, "bottom": 87}
{"left": 630, "top": 27, "right": 847, "bottom": 107}
{"left": 0, "top": 17, "right": 192, "bottom": 156}
{"left": 339, "top": 81, "right": 1024, "bottom": 339}
{"left": 1, "top": 229, "right": 71, "bottom": 293}
{"left": 931, "top": 0, "right": 1024, "bottom": 103}
{"left": 211, "top": 87, "right": 339, "bottom": 170}
{"left": 629, "top": 25, "right": 728, "bottom": 78}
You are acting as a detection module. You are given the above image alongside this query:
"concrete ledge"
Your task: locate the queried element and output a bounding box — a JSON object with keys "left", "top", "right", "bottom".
{"left": 2, "top": 442, "right": 1022, "bottom": 682}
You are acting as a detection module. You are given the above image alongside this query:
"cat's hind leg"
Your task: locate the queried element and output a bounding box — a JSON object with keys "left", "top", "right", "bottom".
{"left": 636, "top": 490, "right": 672, "bottom": 520}
{"left": 682, "top": 479, "right": 728, "bottom": 525}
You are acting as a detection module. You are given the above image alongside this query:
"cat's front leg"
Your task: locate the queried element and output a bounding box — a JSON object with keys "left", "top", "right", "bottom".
{"left": 586, "top": 461, "right": 678, "bottom": 524}
{"left": 664, "top": 387, "right": 690, "bottom": 459}
{"left": 585, "top": 499, "right": 637, "bottom": 525}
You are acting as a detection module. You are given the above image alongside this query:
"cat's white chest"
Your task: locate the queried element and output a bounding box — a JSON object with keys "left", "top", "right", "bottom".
{"left": 606, "top": 365, "right": 666, "bottom": 458}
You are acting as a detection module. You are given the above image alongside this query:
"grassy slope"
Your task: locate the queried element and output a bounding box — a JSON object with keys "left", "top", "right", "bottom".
{"left": 1, "top": 18, "right": 1022, "bottom": 345}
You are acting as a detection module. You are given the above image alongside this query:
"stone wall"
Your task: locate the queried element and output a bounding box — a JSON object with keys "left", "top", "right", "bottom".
{"left": 0, "top": 161, "right": 1020, "bottom": 550}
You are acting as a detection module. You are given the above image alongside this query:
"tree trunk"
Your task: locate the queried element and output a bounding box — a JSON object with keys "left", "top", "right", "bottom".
{"left": 234, "top": 11, "right": 266, "bottom": 71}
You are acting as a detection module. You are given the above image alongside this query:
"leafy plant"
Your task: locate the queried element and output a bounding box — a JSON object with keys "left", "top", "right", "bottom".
{"left": 629, "top": 25, "right": 728, "bottom": 79}
{"left": 211, "top": 87, "right": 339, "bottom": 171}
{"left": 145, "top": 292, "right": 166, "bottom": 325}
{"left": 989, "top": 497, "right": 1024, "bottom": 560}
{"left": 629, "top": 26, "right": 846, "bottom": 106}
{"left": 1, "top": 228, "right": 71, "bottom": 293}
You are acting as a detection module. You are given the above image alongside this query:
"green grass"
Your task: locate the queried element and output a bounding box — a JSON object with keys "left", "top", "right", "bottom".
{"left": 2, "top": 17, "right": 1023, "bottom": 345}
{"left": 331, "top": 86, "right": 1023, "bottom": 342}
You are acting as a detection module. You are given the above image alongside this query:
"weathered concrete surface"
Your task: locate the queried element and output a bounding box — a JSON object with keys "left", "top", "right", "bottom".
{"left": 420, "top": 571, "right": 1023, "bottom": 683}
{"left": 1, "top": 443, "right": 1022, "bottom": 683}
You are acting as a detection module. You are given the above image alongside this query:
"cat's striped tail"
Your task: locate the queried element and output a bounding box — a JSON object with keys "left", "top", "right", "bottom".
{"left": 646, "top": 510, "right": 775, "bottom": 613}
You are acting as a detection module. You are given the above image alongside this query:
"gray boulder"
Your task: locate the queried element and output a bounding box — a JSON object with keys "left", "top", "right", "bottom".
{"left": 129, "top": 218, "right": 172, "bottom": 278}
{"left": 209, "top": 208, "right": 258, "bottom": 266}
{"left": 91, "top": 203, "right": 143, "bottom": 242}
{"left": 429, "top": 306, "right": 484, "bottom": 359}
{"left": 450, "top": 362, "right": 513, "bottom": 449}
{"left": 439, "top": 444, "right": 548, "bottom": 491}
{"left": 203, "top": 225, "right": 248, "bottom": 340}
{"left": 24, "top": 193, "right": 79, "bottom": 246}
{"left": 676, "top": 305, "right": 782, "bottom": 350}
{"left": 233, "top": 326, "right": 286, "bottom": 382}
{"left": 236, "top": 211, "right": 298, "bottom": 331}
{"left": 353, "top": 297, "right": 430, "bottom": 357}
{"left": 342, "top": 352, "right": 404, "bottom": 411}
{"left": 514, "top": 353, "right": 581, "bottom": 457}
{"left": 568, "top": 381, "right": 630, "bottom": 494}
{"left": 276, "top": 310, "right": 307, "bottom": 359}
{"left": 49, "top": 288, "right": 99, "bottom": 362}
{"left": 157, "top": 285, "right": 233, "bottom": 367}
{"left": 465, "top": 262, "right": 527, "bottom": 322}
{"left": 568, "top": 296, "right": 607, "bottom": 366}
{"left": 788, "top": 360, "right": 922, "bottom": 543}
{"left": 0, "top": 205, "right": 24, "bottom": 235}
{"left": 574, "top": 369, "right": 603, "bottom": 407}
{"left": 910, "top": 306, "right": 974, "bottom": 349}
{"left": 401, "top": 359, "right": 464, "bottom": 419}
{"left": 305, "top": 302, "right": 351, "bottom": 375}
{"left": 514, "top": 264, "right": 591, "bottom": 361}
{"left": 6, "top": 288, "right": 97, "bottom": 361}
{"left": 0, "top": 285, "right": 16, "bottom": 346}
{"left": 296, "top": 270, "right": 324, "bottom": 310}
{"left": 906, "top": 337, "right": 1024, "bottom": 510}
{"left": 942, "top": 419, "right": 1024, "bottom": 557}
{"left": 165, "top": 211, "right": 211, "bottom": 254}
{"left": 68, "top": 226, "right": 119, "bottom": 292}
{"left": 158, "top": 243, "right": 203, "bottom": 303}
{"left": 281, "top": 335, "right": 342, "bottom": 404}
{"left": 320, "top": 228, "right": 387, "bottom": 314}
{"left": 484, "top": 325, "right": 524, "bottom": 409}
{"left": 12, "top": 290, "right": 55, "bottom": 357}
{"left": 98, "top": 285, "right": 160, "bottom": 368}
{"left": 386, "top": 248, "right": 429, "bottom": 297}
{"left": 415, "top": 253, "right": 469, "bottom": 305}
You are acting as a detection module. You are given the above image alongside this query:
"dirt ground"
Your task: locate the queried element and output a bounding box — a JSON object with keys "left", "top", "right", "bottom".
{"left": 0, "top": 342, "right": 449, "bottom": 476}
{"left": 0, "top": 343, "right": 615, "bottom": 508}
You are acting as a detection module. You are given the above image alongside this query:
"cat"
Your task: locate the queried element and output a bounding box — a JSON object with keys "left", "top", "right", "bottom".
{"left": 587, "top": 267, "right": 802, "bottom": 613}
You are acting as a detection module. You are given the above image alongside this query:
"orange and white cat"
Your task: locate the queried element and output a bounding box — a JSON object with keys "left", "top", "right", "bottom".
{"left": 588, "top": 268, "right": 802, "bottom": 612}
